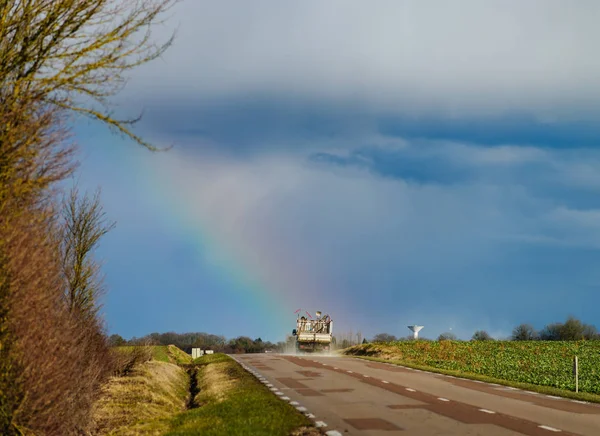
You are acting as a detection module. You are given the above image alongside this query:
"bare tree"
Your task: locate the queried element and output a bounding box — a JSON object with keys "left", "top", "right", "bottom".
{"left": 1, "top": 0, "right": 178, "bottom": 150}
{"left": 438, "top": 332, "right": 457, "bottom": 341}
{"left": 60, "top": 186, "right": 115, "bottom": 317}
{"left": 471, "top": 330, "right": 493, "bottom": 341}
{"left": 511, "top": 324, "right": 537, "bottom": 341}
{"left": 372, "top": 333, "right": 397, "bottom": 343}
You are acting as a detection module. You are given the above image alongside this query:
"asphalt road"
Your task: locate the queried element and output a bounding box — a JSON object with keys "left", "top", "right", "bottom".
{"left": 232, "top": 353, "right": 600, "bottom": 436}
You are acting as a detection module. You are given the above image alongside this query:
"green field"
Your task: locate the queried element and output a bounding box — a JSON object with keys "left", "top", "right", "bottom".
{"left": 346, "top": 341, "right": 600, "bottom": 394}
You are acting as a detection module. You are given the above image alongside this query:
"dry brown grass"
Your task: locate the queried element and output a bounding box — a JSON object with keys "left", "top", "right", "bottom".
{"left": 93, "top": 360, "right": 188, "bottom": 435}
{"left": 196, "top": 361, "right": 239, "bottom": 404}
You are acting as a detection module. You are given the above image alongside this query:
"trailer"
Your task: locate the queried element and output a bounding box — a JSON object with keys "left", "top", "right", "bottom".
{"left": 292, "top": 310, "right": 333, "bottom": 353}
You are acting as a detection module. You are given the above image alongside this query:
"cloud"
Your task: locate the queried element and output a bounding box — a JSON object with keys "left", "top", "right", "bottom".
{"left": 125, "top": 0, "right": 600, "bottom": 120}
{"left": 135, "top": 136, "right": 600, "bottom": 338}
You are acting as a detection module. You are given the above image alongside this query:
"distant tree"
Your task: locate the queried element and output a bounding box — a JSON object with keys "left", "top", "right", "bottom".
{"left": 60, "top": 187, "right": 115, "bottom": 318}
{"left": 362, "top": 338, "right": 368, "bottom": 344}
{"left": 538, "top": 317, "right": 597, "bottom": 341}
{"left": 108, "top": 334, "right": 126, "bottom": 347}
{"left": 582, "top": 324, "right": 599, "bottom": 340}
{"left": 438, "top": 332, "right": 457, "bottom": 341}
{"left": 539, "top": 322, "right": 562, "bottom": 341}
{"left": 511, "top": 324, "right": 537, "bottom": 341}
{"left": 471, "top": 330, "right": 493, "bottom": 341}
{"left": 372, "top": 333, "right": 397, "bottom": 343}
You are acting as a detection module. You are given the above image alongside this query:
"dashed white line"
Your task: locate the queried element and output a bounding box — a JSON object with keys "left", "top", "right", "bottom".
{"left": 325, "top": 431, "right": 343, "bottom": 436}
{"left": 438, "top": 397, "right": 450, "bottom": 402}
{"left": 315, "top": 421, "right": 328, "bottom": 428}
{"left": 406, "top": 388, "right": 416, "bottom": 392}
{"left": 333, "top": 367, "right": 338, "bottom": 370}
{"left": 347, "top": 371, "right": 353, "bottom": 373}
{"left": 538, "top": 425, "right": 562, "bottom": 432}
{"left": 479, "top": 409, "right": 496, "bottom": 414}
{"left": 363, "top": 375, "right": 370, "bottom": 378}
{"left": 382, "top": 381, "right": 389, "bottom": 384}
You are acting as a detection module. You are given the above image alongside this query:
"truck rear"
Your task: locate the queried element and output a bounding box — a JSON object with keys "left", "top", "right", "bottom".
{"left": 292, "top": 311, "right": 333, "bottom": 353}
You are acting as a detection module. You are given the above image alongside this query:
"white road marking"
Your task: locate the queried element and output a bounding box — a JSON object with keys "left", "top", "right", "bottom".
{"left": 406, "top": 388, "right": 416, "bottom": 392}
{"left": 571, "top": 400, "right": 588, "bottom": 404}
{"left": 269, "top": 387, "right": 278, "bottom": 391}
{"left": 546, "top": 395, "right": 561, "bottom": 399}
{"left": 315, "top": 421, "right": 328, "bottom": 427}
{"left": 363, "top": 375, "right": 370, "bottom": 378}
{"left": 438, "top": 398, "right": 450, "bottom": 402}
{"left": 333, "top": 367, "right": 338, "bottom": 370}
{"left": 325, "top": 431, "right": 343, "bottom": 436}
{"left": 538, "top": 425, "right": 561, "bottom": 432}
{"left": 479, "top": 409, "right": 496, "bottom": 414}
{"left": 382, "top": 381, "right": 389, "bottom": 384}
{"left": 347, "top": 371, "right": 353, "bottom": 373}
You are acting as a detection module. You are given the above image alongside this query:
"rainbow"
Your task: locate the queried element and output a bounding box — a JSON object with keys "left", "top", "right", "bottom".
{"left": 133, "top": 148, "right": 292, "bottom": 331}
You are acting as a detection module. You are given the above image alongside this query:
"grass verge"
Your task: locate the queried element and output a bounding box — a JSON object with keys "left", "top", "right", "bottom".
{"left": 93, "top": 359, "right": 189, "bottom": 435}
{"left": 96, "top": 351, "right": 315, "bottom": 435}
{"left": 146, "top": 353, "right": 315, "bottom": 436}
{"left": 345, "top": 347, "right": 600, "bottom": 404}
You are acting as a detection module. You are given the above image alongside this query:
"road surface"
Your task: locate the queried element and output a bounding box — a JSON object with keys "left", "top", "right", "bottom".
{"left": 232, "top": 353, "right": 600, "bottom": 436}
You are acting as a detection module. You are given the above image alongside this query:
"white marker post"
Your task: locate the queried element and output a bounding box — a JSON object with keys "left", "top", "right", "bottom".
{"left": 573, "top": 356, "right": 579, "bottom": 393}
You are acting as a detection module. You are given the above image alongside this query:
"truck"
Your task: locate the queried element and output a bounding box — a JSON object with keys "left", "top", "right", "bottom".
{"left": 292, "top": 310, "right": 333, "bottom": 353}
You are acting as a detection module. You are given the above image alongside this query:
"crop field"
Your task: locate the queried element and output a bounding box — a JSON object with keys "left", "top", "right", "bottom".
{"left": 346, "top": 341, "right": 600, "bottom": 394}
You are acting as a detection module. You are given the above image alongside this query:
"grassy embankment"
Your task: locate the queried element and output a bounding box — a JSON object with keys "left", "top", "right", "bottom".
{"left": 345, "top": 340, "right": 600, "bottom": 403}
{"left": 94, "top": 347, "right": 314, "bottom": 435}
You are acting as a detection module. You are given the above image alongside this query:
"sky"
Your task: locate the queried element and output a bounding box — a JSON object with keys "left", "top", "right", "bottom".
{"left": 74, "top": 0, "right": 600, "bottom": 342}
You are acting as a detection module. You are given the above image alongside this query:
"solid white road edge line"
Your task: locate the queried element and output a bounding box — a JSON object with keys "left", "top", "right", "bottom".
{"left": 438, "top": 398, "right": 450, "bottom": 402}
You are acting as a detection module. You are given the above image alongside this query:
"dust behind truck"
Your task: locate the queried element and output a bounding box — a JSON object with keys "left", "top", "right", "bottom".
{"left": 292, "top": 310, "right": 333, "bottom": 353}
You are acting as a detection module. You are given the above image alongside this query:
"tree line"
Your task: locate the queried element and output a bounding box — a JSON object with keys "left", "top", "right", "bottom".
{"left": 0, "top": 1, "right": 176, "bottom": 434}
{"left": 369, "top": 316, "right": 599, "bottom": 343}
{"left": 110, "top": 331, "right": 287, "bottom": 354}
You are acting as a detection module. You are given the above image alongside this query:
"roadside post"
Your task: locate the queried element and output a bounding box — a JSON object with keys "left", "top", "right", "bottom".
{"left": 573, "top": 356, "right": 579, "bottom": 393}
